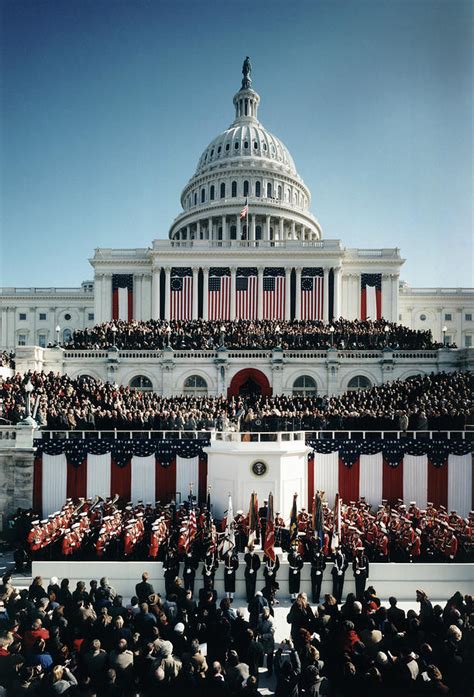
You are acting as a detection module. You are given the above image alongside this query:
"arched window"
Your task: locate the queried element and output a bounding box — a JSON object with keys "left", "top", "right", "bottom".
{"left": 231, "top": 181, "right": 237, "bottom": 197}
{"left": 220, "top": 182, "right": 226, "bottom": 199}
{"left": 292, "top": 375, "right": 317, "bottom": 396}
{"left": 194, "top": 192, "right": 197, "bottom": 205}
{"left": 243, "top": 180, "right": 249, "bottom": 196}
{"left": 347, "top": 375, "right": 372, "bottom": 391}
{"left": 255, "top": 225, "right": 262, "bottom": 240}
{"left": 278, "top": 185, "right": 282, "bottom": 200}
{"left": 255, "top": 181, "right": 261, "bottom": 197}
{"left": 267, "top": 182, "right": 272, "bottom": 198}
{"left": 129, "top": 375, "right": 153, "bottom": 391}
{"left": 62, "top": 328, "right": 72, "bottom": 343}
{"left": 201, "top": 188, "right": 205, "bottom": 203}
{"left": 183, "top": 375, "right": 208, "bottom": 396}
{"left": 210, "top": 185, "right": 215, "bottom": 201}
{"left": 230, "top": 225, "right": 237, "bottom": 240}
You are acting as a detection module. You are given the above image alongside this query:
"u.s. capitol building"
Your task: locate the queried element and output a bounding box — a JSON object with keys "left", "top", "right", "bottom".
{"left": 1, "top": 60, "right": 472, "bottom": 396}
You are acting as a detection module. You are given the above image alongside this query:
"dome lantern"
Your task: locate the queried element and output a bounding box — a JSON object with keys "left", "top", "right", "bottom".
{"left": 232, "top": 56, "right": 260, "bottom": 124}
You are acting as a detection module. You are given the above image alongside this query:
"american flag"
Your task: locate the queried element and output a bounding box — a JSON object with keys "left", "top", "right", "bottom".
{"left": 236, "top": 268, "right": 257, "bottom": 320}
{"left": 301, "top": 268, "right": 323, "bottom": 320}
{"left": 263, "top": 491, "right": 276, "bottom": 562}
{"left": 208, "top": 270, "right": 231, "bottom": 320}
{"left": 170, "top": 269, "right": 192, "bottom": 320}
{"left": 289, "top": 493, "right": 298, "bottom": 548}
{"left": 240, "top": 197, "right": 249, "bottom": 219}
{"left": 263, "top": 268, "right": 285, "bottom": 320}
{"left": 331, "top": 492, "right": 341, "bottom": 551}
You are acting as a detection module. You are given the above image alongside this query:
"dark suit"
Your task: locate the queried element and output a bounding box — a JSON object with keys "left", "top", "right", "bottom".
{"left": 352, "top": 553, "right": 369, "bottom": 600}
{"left": 331, "top": 550, "right": 348, "bottom": 603}
{"left": 135, "top": 580, "right": 154, "bottom": 604}
{"left": 244, "top": 551, "right": 261, "bottom": 602}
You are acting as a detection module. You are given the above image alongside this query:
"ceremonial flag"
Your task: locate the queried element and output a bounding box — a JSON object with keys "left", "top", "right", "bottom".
{"left": 263, "top": 492, "right": 276, "bottom": 561}
{"left": 247, "top": 491, "right": 259, "bottom": 548}
{"left": 240, "top": 197, "right": 249, "bottom": 219}
{"left": 220, "top": 493, "right": 235, "bottom": 555}
{"left": 331, "top": 493, "right": 341, "bottom": 551}
{"left": 170, "top": 268, "right": 193, "bottom": 320}
{"left": 181, "top": 485, "right": 197, "bottom": 554}
{"left": 361, "top": 273, "right": 382, "bottom": 320}
{"left": 313, "top": 491, "right": 324, "bottom": 547}
{"left": 208, "top": 268, "right": 231, "bottom": 320}
{"left": 263, "top": 268, "right": 285, "bottom": 320}
{"left": 289, "top": 493, "right": 298, "bottom": 548}
{"left": 112, "top": 275, "right": 133, "bottom": 321}
{"left": 301, "top": 268, "right": 323, "bottom": 320}
{"left": 236, "top": 267, "right": 257, "bottom": 320}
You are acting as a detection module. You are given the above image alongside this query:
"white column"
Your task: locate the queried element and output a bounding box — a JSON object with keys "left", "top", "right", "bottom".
{"left": 391, "top": 274, "right": 399, "bottom": 323}
{"left": 103, "top": 273, "right": 112, "bottom": 321}
{"left": 323, "top": 268, "right": 330, "bottom": 322}
{"left": 279, "top": 217, "right": 284, "bottom": 242}
{"left": 134, "top": 275, "right": 142, "bottom": 320}
{"left": 230, "top": 267, "right": 236, "bottom": 320}
{"left": 285, "top": 267, "right": 292, "bottom": 320}
{"left": 381, "top": 274, "right": 390, "bottom": 320}
{"left": 164, "top": 267, "right": 171, "bottom": 320}
{"left": 295, "top": 267, "right": 302, "bottom": 320}
{"left": 196, "top": 220, "right": 200, "bottom": 240}
{"left": 142, "top": 274, "right": 152, "bottom": 320}
{"left": 7, "top": 307, "right": 15, "bottom": 348}
{"left": 94, "top": 274, "right": 103, "bottom": 324}
{"left": 265, "top": 215, "right": 271, "bottom": 241}
{"left": 333, "top": 266, "right": 341, "bottom": 321}
{"left": 251, "top": 214, "right": 256, "bottom": 242}
{"left": 1, "top": 307, "right": 7, "bottom": 348}
{"left": 257, "top": 267, "right": 264, "bottom": 319}
{"left": 208, "top": 217, "right": 212, "bottom": 241}
{"left": 152, "top": 267, "right": 161, "bottom": 320}
{"left": 202, "top": 267, "right": 209, "bottom": 320}
{"left": 221, "top": 215, "right": 226, "bottom": 241}
{"left": 291, "top": 221, "right": 296, "bottom": 240}
{"left": 192, "top": 267, "right": 199, "bottom": 319}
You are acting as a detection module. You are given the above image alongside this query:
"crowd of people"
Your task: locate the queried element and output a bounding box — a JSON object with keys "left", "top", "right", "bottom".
{"left": 0, "top": 352, "right": 15, "bottom": 370}
{"left": 0, "top": 370, "right": 470, "bottom": 432}
{"left": 64, "top": 319, "right": 445, "bottom": 352}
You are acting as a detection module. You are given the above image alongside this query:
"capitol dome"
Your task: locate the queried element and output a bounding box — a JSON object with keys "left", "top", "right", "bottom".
{"left": 168, "top": 59, "right": 322, "bottom": 243}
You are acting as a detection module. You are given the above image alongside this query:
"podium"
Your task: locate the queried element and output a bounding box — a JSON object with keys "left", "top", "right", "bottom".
{"left": 204, "top": 432, "right": 311, "bottom": 518}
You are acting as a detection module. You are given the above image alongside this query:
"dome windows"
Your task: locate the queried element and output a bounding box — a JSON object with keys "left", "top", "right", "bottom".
{"left": 194, "top": 192, "right": 197, "bottom": 206}
{"left": 210, "top": 185, "right": 215, "bottom": 201}
{"left": 263, "top": 143, "right": 267, "bottom": 151}
{"left": 244, "top": 141, "right": 249, "bottom": 149}
{"left": 201, "top": 188, "right": 206, "bottom": 203}
{"left": 210, "top": 149, "right": 214, "bottom": 157}
{"left": 278, "top": 185, "right": 282, "bottom": 200}
{"left": 267, "top": 183, "right": 272, "bottom": 198}
{"left": 231, "top": 181, "right": 237, "bottom": 197}
{"left": 253, "top": 141, "right": 258, "bottom": 149}
{"left": 225, "top": 143, "right": 230, "bottom": 151}
{"left": 217, "top": 145, "right": 221, "bottom": 154}
{"left": 220, "top": 183, "right": 226, "bottom": 199}
{"left": 234, "top": 142, "right": 239, "bottom": 150}
{"left": 255, "top": 181, "right": 261, "bottom": 197}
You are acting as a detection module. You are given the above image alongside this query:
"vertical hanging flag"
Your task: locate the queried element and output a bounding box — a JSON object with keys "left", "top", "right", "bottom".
{"left": 331, "top": 492, "right": 341, "bottom": 551}
{"left": 361, "top": 274, "right": 382, "bottom": 320}
{"left": 247, "top": 491, "right": 259, "bottom": 549}
{"left": 289, "top": 492, "right": 298, "bottom": 548}
{"left": 313, "top": 490, "right": 325, "bottom": 548}
{"left": 170, "top": 268, "right": 193, "bottom": 320}
{"left": 301, "top": 268, "right": 324, "bottom": 320}
{"left": 208, "top": 268, "right": 231, "bottom": 320}
{"left": 221, "top": 493, "right": 235, "bottom": 555}
{"left": 236, "top": 267, "right": 258, "bottom": 320}
{"left": 263, "top": 268, "right": 285, "bottom": 320}
{"left": 263, "top": 491, "right": 276, "bottom": 561}
{"left": 112, "top": 275, "right": 134, "bottom": 321}
{"left": 240, "top": 197, "right": 249, "bottom": 219}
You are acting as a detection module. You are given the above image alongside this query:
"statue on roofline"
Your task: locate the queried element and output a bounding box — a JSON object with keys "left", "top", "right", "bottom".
{"left": 241, "top": 56, "right": 252, "bottom": 89}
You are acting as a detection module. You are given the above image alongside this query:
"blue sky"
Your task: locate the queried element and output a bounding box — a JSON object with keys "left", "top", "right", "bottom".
{"left": 1, "top": 0, "right": 472, "bottom": 288}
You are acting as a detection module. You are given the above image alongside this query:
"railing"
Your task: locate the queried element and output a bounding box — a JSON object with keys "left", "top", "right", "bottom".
{"left": 30, "top": 429, "right": 472, "bottom": 442}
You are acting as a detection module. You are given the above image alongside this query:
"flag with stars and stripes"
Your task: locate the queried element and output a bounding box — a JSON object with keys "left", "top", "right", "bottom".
{"left": 361, "top": 273, "right": 382, "bottom": 320}
{"left": 170, "top": 268, "right": 193, "bottom": 320}
{"left": 263, "top": 268, "right": 286, "bottom": 320}
{"left": 208, "top": 268, "right": 231, "bottom": 320}
{"left": 301, "top": 268, "right": 323, "bottom": 320}
{"left": 236, "top": 267, "right": 257, "bottom": 320}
